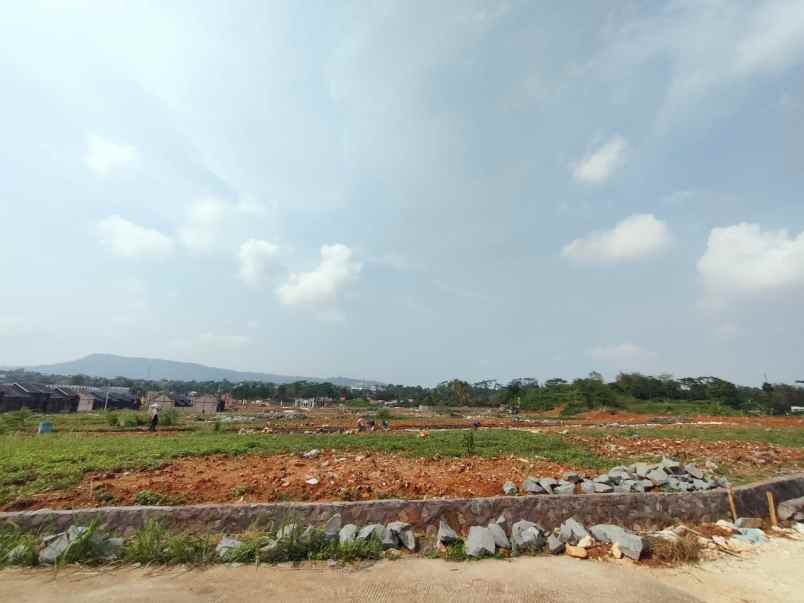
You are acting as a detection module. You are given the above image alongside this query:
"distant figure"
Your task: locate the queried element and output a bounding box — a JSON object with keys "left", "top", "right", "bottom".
{"left": 472, "top": 420, "right": 481, "bottom": 430}
{"left": 382, "top": 419, "right": 390, "bottom": 431}
{"left": 368, "top": 418, "right": 376, "bottom": 432}
{"left": 356, "top": 416, "right": 366, "bottom": 432}
{"left": 148, "top": 403, "right": 160, "bottom": 432}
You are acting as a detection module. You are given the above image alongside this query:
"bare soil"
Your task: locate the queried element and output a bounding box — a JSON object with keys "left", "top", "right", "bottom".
{"left": 27, "top": 451, "right": 583, "bottom": 509}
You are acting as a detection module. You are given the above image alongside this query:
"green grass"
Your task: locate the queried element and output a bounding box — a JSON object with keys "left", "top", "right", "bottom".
{"left": 621, "top": 400, "right": 745, "bottom": 416}
{"left": 0, "top": 429, "right": 607, "bottom": 505}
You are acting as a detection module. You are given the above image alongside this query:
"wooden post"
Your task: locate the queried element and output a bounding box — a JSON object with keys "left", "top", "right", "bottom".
{"left": 727, "top": 487, "right": 738, "bottom": 521}
{"left": 767, "top": 491, "right": 779, "bottom": 527}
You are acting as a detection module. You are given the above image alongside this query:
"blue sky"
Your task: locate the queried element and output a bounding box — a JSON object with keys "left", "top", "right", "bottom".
{"left": 2, "top": 1, "right": 804, "bottom": 385}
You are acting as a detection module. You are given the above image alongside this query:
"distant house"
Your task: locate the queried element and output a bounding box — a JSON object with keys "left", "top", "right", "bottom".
{"left": 191, "top": 394, "right": 224, "bottom": 414}
{"left": 73, "top": 389, "right": 138, "bottom": 412}
{"left": 0, "top": 383, "right": 79, "bottom": 413}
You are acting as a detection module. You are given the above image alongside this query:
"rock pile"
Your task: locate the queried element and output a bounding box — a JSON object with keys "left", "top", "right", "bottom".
{"left": 440, "top": 515, "right": 647, "bottom": 560}
{"left": 37, "top": 526, "right": 123, "bottom": 565}
{"left": 505, "top": 458, "right": 729, "bottom": 496}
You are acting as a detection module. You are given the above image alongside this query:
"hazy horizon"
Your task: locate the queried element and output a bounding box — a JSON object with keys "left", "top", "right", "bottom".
{"left": 2, "top": 2, "right": 804, "bottom": 386}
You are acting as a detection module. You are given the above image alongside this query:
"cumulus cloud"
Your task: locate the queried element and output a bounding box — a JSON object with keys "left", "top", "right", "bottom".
{"left": 698, "top": 223, "right": 804, "bottom": 298}
{"left": 277, "top": 244, "right": 361, "bottom": 306}
{"left": 238, "top": 239, "right": 280, "bottom": 287}
{"left": 588, "top": 343, "right": 655, "bottom": 362}
{"left": 96, "top": 216, "right": 174, "bottom": 259}
{"left": 571, "top": 135, "right": 628, "bottom": 184}
{"left": 85, "top": 135, "right": 139, "bottom": 176}
{"left": 562, "top": 213, "right": 671, "bottom": 263}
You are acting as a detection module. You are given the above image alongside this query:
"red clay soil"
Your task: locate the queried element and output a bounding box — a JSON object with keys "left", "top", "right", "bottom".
{"left": 22, "top": 451, "right": 586, "bottom": 511}
{"left": 567, "top": 434, "right": 804, "bottom": 478}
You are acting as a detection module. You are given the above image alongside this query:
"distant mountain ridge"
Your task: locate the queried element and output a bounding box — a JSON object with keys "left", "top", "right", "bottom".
{"left": 9, "top": 354, "right": 382, "bottom": 387}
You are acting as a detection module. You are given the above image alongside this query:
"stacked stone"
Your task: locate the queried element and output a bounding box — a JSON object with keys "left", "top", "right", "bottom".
{"left": 505, "top": 458, "right": 729, "bottom": 496}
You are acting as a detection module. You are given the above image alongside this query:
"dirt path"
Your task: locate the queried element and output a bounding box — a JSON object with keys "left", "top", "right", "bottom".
{"left": 2, "top": 538, "right": 802, "bottom": 603}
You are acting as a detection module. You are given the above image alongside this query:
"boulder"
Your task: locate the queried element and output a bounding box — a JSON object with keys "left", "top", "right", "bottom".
{"left": 589, "top": 524, "right": 646, "bottom": 560}
{"left": 538, "top": 478, "right": 558, "bottom": 493}
{"left": 685, "top": 464, "right": 704, "bottom": 479}
{"left": 593, "top": 483, "right": 613, "bottom": 494}
{"left": 577, "top": 535, "right": 594, "bottom": 548}
{"left": 554, "top": 483, "right": 575, "bottom": 495}
{"left": 593, "top": 474, "right": 612, "bottom": 484}
{"left": 503, "top": 481, "right": 518, "bottom": 496}
{"left": 692, "top": 479, "right": 710, "bottom": 491}
{"left": 547, "top": 534, "right": 565, "bottom": 555}
{"left": 388, "top": 521, "right": 411, "bottom": 534}
{"left": 487, "top": 522, "right": 510, "bottom": 549}
{"left": 216, "top": 536, "right": 243, "bottom": 560}
{"left": 339, "top": 524, "right": 358, "bottom": 545}
{"left": 437, "top": 519, "right": 460, "bottom": 545}
{"left": 633, "top": 462, "right": 652, "bottom": 478}
{"left": 397, "top": 529, "right": 416, "bottom": 552}
{"left": 464, "top": 526, "right": 496, "bottom": 558}
{"left": 777, "top": 496, "right": 804, "bottom": 521}
{"left": 511, "top": 520, "right": 544, "bottom": 553}
{"left": 580, "top": 480, "right": 596, "bottom": 494}
{"left": 380, "top": 527, "right": 399, "bottom": 550}
{"left": 608, "top": 467, "right": 633, "bottom": 482}
{"left": 558, "top": 517, "right": 589, "bottom": 545}
{"left": 39, "top": 533, "right": 70, "bottom": 565}
{"left": 324, "top": 514, "right": 342, "bottom": 541}
{"left": 646, "top": 468, "right": 668, "bottom": 485}
{"left": 658, "top": 458, "right": 681, "bottom": 474}
{"left": 522, "top": 478, "right": 545, "bottom": 494}
{"left": 357, "top": 524, "right": 385, "bottom": 541}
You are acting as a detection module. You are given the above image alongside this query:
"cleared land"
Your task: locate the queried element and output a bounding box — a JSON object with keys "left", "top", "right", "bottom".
{"left": 2, "top": 407, "right": 803, "bottom": 510}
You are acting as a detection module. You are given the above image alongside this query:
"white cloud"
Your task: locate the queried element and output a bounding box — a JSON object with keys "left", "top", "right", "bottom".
{"left": 588, "top": 343, "right": 655, "bottom": 362}
{"left": 277, "top": 244, "right": 361, "bottom": 306}
{"left": 85, "top": 135, "right": 139, "bottom": 176}
{"left": 238, "top": 239, "right": 280, "bottom": 287}
{"left": 697, "top": 223, "right": 804, "bottom": 298}
{"left": 96, "top": 216, "right": 174, "bottom": 259}
{"left": 571, "top": 135, "right": 628, "bottom": 184}
{"left": 177, "top": 198, "right": 228, "bottom": 253}
{"left": 562, "top": 213, "right": 671, "bottom": 263}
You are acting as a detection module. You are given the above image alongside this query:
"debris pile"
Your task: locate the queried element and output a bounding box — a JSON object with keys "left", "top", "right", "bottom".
{"left": 506, "top": 458, "right": 729, "bottom": 496}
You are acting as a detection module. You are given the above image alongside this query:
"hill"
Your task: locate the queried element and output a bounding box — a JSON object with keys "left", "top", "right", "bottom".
{"left": 18, "top": 354, "right": 381, "bottom": 387}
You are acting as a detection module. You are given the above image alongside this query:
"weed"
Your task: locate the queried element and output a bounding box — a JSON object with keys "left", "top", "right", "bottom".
{"left": 646, "top": 534, "right": 702, "bottom": 564}
{"left": 123, "top": 520, "right": 213, "bottom": 565}
{"left": 462, "top": 430, "right": 475, "bottom": 456}
{"left": 0, "top": 525, "right": 39, "bottom": 567}
{"left": 134, "top": 490, "right": 166, "bottom": 506}
{"left": 160, "top": 408, "right": 179, "bottom": 427}
{"left": 58, "top": 522, "right": 109, "bottom": 566}
{"left": 105, "top": 412, "right": 119, "bottom": 427}
{"left": 441, "top": 541, "right": 467, "bottom": 561}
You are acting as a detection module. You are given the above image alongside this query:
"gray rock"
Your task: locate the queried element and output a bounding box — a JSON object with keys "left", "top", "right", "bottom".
{"left": 103, "top": 537, "right": 124, "bottom": 559}
{"left": 339, "top": 524, "right": 358, "bottom": 545}
{"left": 613, "top": 484, "right": 632, "bottom": 494}
{"left": 503, "top": 481, "right": 518, "bottom": 495}
{"left": 495, "top": 514, "right": 507, "bottom": 526}
{"left": 685, "top": 464, "right": 704, "bottom": 479}
{"left": 397, "top": 529, "right": 416, "bottom": 552}
{"left": 357, "top": 524, "right": 384, "bottom": 541}
{"left": 303, "top": 448, "right": 321, "bottom": 458}
{"left": 692, "top": 478, "right": 711, "bottom": 490}
{"left": 777, "top": 496, "right": 804, "bottom": 521}
{"left": 593, "top": 474, "right": 612, "bottom": 484}
{"left": 511, "top": 520, "right": 544, "bottom": 553}
{"left": 634, "top": 462, "right": 652, "bottom": 478}
{"left": 547, "top": 534, "right": 565, "bottom": 555}
{"left": 464, "top": 526, "right": 496, "bottom": 558}
{"left": 380, "top": 527, "right": 399, "bottom": 549}
{"left": 324, "top": 514, "right": 342, "bottom": 540}
{"left": 522, "top": 478, "right": 545, "bottom": 494}
{"left": 487, "top": 522, "right": 510, "bottom": 549}
{"left": 66, "top": 526, "right": 90, "bottom": 541}
{"left": 580, "top": 480, "right": 596, "bottom": 494}
{"left": 387, "top": 521, "right": 411, "bottom": 535}
{"left": 562, "top": 472, "right": 582, "bottom": 483}
{"left": 658, "top": 457, "right": 681, "bottom": 474}
{"left": 646, "top": 468, "right": 668, "bottom": 485}
{"left": 39, "top": 533, "right": 70, "bottom": 564}
{"left": 216, "top": 536, "right": 243, "bottom": 560}
{"left": 554, "top": 483, "right": 575, "bottom": 495}
{"left": 538, "top": 478, "right": 558, "bottom": 493}
{"left": 608, "top": 467, "right": 633, "bottom": 482}
{"left": 559, "top": 518, "right": 589, "bottom": 544}
{"left": 437, "top": 519, "right": 460, "bottom": 545}
{"left": 593, "top": 482, "right": 613, "bottom": 493}
{"left": 590, "top": 524, "right": 646, "bottom": 560}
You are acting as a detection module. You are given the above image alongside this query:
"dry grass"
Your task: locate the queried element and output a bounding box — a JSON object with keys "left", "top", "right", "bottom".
{"left": 646, "top": 534, "right": 703, "bottom": 565}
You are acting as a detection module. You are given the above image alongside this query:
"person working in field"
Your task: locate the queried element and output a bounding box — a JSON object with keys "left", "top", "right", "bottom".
{"left": 148, "top": 403, "right": 160, "bottom": 432}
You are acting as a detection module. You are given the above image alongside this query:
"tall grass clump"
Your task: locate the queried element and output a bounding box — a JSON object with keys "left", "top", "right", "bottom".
{"left": 123, "top": 520, "right": 213, "bottom": 565}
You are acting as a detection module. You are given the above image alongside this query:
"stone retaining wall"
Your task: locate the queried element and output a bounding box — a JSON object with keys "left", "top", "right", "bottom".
{"left": 3, "top": 474, "right": 802, "bottom": 535}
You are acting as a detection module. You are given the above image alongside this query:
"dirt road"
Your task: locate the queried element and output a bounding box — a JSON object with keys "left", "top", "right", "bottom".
{"left": 2, "top": 537, "right": 801, "bottom": 603}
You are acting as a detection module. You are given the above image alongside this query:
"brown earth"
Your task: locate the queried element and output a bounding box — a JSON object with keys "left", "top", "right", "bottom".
{"left": 25, "top": 451, "right": 585, "bottom": 510}
{"left": 566, "top": 433, "right": 804, "bottom": 480}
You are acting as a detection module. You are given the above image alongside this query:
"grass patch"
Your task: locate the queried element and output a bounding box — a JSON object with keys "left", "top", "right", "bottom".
{"left": 584, "top": 425, "right": 804, "bottom": 448}
{"left": 0, "top": 429, "right": 607, "bottom": 506}
{"left": 0, "top": 524, "right": 39, "bottom": 567}
{"left": 124, "top": 520, "right": 214, "bottom": 565}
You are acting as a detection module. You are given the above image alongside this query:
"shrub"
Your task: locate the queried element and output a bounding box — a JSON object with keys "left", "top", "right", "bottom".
{"left": 105, "top": 412, "right": 119, "bottom": 427}
{"left": 134, "top": 490, "right": 166, "bottom": 506}
{"left": 117, "top": 412, "right": 146, "bottom": 428}
{"left": 160, "top": 408, "right": 178, "bottom": 427}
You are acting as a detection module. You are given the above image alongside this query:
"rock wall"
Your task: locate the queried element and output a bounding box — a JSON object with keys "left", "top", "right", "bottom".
{"left": 3, "top": 474, "right": 802, "bottom": 535}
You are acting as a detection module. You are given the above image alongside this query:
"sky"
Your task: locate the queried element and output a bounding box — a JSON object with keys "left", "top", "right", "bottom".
{"left": 2, "top": 1, "right": 804, "bottom": 386}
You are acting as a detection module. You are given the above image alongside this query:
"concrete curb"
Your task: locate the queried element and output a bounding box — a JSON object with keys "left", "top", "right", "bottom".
{"left": 2, "top": 474, "right": 802, "bottom": 534}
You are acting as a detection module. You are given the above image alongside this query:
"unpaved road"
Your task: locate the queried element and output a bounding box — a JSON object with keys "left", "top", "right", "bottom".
{"left": 2, "top": 538, "right": 801, "bottom": 603}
